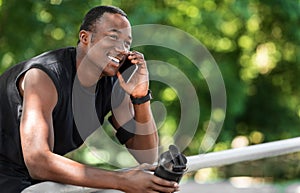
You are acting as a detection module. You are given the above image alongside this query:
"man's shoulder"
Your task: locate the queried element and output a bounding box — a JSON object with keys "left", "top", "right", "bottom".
{"left": 29, "top": 47, "right": 76, "bottom": 65}
{"left": 20, "top": 47, "right": 76, "bottom": 91}
{"left": 21, "top": 47, "right": 76, "bottom": 79}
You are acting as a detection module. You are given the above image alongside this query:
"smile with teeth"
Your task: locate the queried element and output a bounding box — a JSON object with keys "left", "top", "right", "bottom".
{"left": 108, "top": 55, "right": 120, "bottom": 63}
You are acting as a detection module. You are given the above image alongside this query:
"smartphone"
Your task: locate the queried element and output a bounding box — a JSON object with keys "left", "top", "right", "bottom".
{"left": 118, "top": 57, "right": 138, "bottom": 83}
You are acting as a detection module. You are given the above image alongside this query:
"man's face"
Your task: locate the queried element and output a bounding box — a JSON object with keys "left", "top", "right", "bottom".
{"left": 85, "top": 12, "right": 132, "bottom": 76}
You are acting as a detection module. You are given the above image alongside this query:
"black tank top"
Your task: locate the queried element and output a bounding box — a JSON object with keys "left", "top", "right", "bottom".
{"left": 0, "top": 47, "right": 115, "bottom": 170}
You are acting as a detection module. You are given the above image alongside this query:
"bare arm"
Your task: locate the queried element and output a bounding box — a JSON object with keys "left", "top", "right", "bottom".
{"left": 113, "top": 51, "right": 159, "bottom": 164}
{"left": 127, "top": 101, "right": 158, "bottom": 162}
{"left": 20, "top": 68, "right": 121, "bottom": 189}
{"left": 20, "top": 68, "right": 176, "bottom": 192}
{"left": 111, "top": 99, "right": 158, "bottom": 164}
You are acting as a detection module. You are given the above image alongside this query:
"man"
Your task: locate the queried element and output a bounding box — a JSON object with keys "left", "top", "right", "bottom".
{"left": 0, "top": 5, "right": 179, "bottom": 193}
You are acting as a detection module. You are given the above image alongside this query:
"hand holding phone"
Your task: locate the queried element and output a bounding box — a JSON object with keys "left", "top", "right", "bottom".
{"left": 118, "top": 56, "right": 138, "bottom": 83}
{"left": 115, "top": 51, "right": 149, "bottom": 97}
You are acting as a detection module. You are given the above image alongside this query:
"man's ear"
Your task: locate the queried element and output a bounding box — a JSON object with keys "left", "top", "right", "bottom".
{"left": 79, "top": 30, "right": 89, "bottom": 45}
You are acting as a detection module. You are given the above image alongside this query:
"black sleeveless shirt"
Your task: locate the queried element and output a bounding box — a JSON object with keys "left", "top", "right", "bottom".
{"left": 0, "top": 47, "right": 115, "bottom": 186}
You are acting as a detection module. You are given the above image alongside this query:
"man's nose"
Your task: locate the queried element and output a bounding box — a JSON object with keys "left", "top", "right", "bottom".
{"left": 116, "top": 41, "right": 129, "bottom": 53}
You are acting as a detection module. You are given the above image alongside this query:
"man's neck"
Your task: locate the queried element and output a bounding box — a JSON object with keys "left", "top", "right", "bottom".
{"left": 75, "top": 47, "right": 102, "bottom": 88}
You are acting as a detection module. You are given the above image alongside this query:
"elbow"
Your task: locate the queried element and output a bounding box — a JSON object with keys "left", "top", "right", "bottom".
{"left": 125, "top": 129, "right": 159, "bottom": 164}
{"left": 142, "top": 150, "right": 158, "bottom": 164}
{"left": 24, "top": 151, "right": 51, "bottom": 180}
{"left": 127, "top": 139, "right": 159, "bottom": 164}
{"left": 133, "top": 148, "right": 158, "bottom": 164}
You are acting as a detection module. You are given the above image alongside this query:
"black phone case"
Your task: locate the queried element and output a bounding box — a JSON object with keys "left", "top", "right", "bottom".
{"left": 118, "top": 58, "right": 138, "bottom": 82}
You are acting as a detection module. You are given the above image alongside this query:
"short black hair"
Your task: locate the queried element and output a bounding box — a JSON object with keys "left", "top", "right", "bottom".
{"left": 79, "top": 5, "right": 127, "bottom": 33}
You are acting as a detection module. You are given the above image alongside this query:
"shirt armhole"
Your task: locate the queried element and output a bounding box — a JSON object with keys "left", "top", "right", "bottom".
{"left": 15, "top": 64, "right": 62, "bottom": 113}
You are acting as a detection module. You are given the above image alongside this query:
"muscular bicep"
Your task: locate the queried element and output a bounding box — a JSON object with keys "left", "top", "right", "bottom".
{"left": 20, "top": 68, "right": 58, "bottom": 157}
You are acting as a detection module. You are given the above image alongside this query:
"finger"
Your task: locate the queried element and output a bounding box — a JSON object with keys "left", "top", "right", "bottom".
{"left": 130, "top": 58, "right": 145, "bottom": 65}
{"left": 152, "top": 176, "right": 179, "bottom": 189}
{"left": 117, "top": 72, "right": 131, "bottom": 93}
{"left": 151, "top": 182, "right": 179, "bottom": 193}
{"left": 147, "top": 191, "right": 159, "bottom": 193}
{"left": 127, "top": 52, "right": 147, "bottom": 68}
{"left": 117, "top": 72, "right": 125, "bottom": 85}
{"left": 129, "top": 58, "right": 147, "bottom": 71}
{"left": 128, "top": 51, "right": 144, "bottom": 60}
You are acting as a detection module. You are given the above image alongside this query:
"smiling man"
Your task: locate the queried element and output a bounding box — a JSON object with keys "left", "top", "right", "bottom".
{"left": 0, "top": 5, "right": 179, "bottom": 193}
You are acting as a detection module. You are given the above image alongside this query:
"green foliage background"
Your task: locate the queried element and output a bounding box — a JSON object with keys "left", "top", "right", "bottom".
{"left": 1, "top": 0, "right": 299, "bottom": 182}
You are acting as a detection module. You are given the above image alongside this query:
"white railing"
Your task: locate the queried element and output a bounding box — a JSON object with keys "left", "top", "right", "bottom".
{"left": 187, "top": 137, "right": 300, "bottom": 172}
{"left": 22, "top": 137, "right": 300, "bottom": 193}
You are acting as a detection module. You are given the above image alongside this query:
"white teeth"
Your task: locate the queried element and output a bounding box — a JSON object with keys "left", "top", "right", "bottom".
{"left": 108, "top": 55, "right": 120, "bottom": 63}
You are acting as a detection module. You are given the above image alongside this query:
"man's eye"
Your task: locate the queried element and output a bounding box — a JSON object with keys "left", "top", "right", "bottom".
{"left": 124, "top": 41, "right": 131, "bottom": 48}
{"left": 109, "top": 35, "right": 118, "bottom": 40}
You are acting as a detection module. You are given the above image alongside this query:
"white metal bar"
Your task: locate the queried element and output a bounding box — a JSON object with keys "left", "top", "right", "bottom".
{"left": 186, "top": 137, "right": 300, "bottom": 172}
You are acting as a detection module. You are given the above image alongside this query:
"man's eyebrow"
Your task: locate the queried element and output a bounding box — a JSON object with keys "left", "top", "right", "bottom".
{"left": 109, "top": 29, "right": 121, "bottom": 33}
{"left": 109, "top": 28, "right": 132, "bottom": 40}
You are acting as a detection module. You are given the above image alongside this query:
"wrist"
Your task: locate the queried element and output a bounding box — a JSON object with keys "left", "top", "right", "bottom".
{"left": 130, "top": 89, "right": 152, "bottom": 105}
{"left": 116, "top": 170, "right": 127, "bottom": 192}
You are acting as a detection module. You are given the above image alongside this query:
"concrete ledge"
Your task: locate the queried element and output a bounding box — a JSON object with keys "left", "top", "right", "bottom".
{"left": 22, "top": 180, "right": 300, "bottom": 193}
{"left": 21, "top": 181, "right": 122, "bottom": 193}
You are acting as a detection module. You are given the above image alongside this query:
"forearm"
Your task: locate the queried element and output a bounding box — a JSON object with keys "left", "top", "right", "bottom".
{"left": 125, "top": 101, "right": 159, "bottom": 163}
{"left": 28, "top": 151, "right": 123, "bottom": 190}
